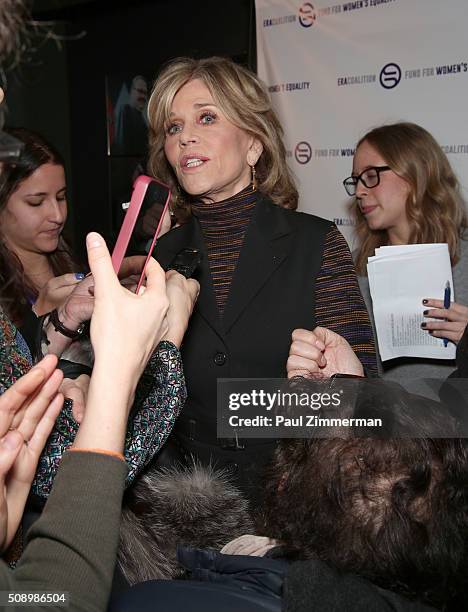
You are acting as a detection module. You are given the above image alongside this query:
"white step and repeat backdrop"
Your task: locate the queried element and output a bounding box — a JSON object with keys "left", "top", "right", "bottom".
{"left": 255, "top": 0, "right": 468, "bottom": 245}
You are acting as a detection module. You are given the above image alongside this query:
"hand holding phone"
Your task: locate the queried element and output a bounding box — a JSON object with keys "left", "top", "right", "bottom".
{"left": 111, "top": 175, "right": 171, "bottom": 293}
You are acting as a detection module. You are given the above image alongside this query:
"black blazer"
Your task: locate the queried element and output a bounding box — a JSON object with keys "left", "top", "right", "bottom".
{"left": 155, "top": 195, "right": 333, "bottom": 442}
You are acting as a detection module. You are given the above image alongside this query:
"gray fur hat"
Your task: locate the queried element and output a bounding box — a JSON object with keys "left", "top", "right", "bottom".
{"left": 118, "top": 463, "right": 254, "bottom": 584}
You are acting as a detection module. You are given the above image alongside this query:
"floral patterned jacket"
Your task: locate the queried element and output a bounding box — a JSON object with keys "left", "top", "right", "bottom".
{"left": 0, "top": 308, "right": 186, "bottom": 497}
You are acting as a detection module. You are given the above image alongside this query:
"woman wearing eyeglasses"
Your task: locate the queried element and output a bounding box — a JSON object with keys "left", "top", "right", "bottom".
{"left": 346, "top": 121, "right": 468, "bottom": 394}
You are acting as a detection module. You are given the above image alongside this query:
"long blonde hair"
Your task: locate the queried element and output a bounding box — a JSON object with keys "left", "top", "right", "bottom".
{"left": 147, "top": 56, "right": 298, "bottom": 219}
{"left": 352, "top": 122, "right": 467, "bottom": 275}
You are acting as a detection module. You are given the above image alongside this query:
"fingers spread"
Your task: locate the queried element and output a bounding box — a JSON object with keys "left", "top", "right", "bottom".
{"left": 0, "top": 356, "right": 58, "bottom": 437}
{"left": 16, "top": 369, "right": 64, "bottom": 444}
{"left": 26, "top": 393, "right": 64, "bottom": 455}
{"left": 0, "top": 430, "right": 23, "bottom": 487}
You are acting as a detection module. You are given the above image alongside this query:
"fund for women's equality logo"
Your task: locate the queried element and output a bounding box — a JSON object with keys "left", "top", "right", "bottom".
{"left": 380, "top": 63, "right": 402, "bottom": 89}
{"left": 295, "top": 141, "right": 312, "bottom": 164}
{"left": 299, "top": 2, "right": 317, "bottom": 27}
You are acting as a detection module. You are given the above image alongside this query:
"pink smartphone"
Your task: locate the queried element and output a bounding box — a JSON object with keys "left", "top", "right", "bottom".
{"left": 111, "top": 175, "right": 171, "bottom": 294}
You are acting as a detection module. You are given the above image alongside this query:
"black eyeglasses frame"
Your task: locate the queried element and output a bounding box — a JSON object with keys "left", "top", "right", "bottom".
{"left": 343, "top": 165, "right": 391, "bottom": 196}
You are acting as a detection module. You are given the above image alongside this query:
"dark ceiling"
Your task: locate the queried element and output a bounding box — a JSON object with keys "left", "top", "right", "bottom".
{"left": 32, "top": 0, "right": 97, "bottom": 13}
{"left": 31, "top": 0, "right": 162, "bottom": 19}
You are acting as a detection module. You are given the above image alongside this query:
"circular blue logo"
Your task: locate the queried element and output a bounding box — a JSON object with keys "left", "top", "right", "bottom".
{"left": 379, "top": 63, "right": 402, "bottom": 89}
{"left": 295, "top": 141, "right": 312, "bottom": 164}
{"left": 299, "top": 2, "right": 316, "bottom": 28}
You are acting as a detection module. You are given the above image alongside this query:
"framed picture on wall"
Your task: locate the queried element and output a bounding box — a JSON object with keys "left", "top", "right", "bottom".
{"left": 105, "top": 74, "right": 150, "bottom": 157}
{"left": 107, "top": 156, "right": 147, "bottom": 236}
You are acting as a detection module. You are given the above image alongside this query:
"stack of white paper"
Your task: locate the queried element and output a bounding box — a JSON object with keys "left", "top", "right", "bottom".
{"left": 367, "top": 244, "right": 456, "bottom": 361}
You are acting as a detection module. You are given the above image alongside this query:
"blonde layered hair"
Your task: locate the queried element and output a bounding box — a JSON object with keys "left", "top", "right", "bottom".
{"left": 352, "top": 122, "right": 467, "bottom": 275}
{"left": 147, "top": 56, "right": 298, "bottom": 219}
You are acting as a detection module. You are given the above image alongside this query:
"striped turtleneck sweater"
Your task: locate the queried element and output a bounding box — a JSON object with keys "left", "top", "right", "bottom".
{"left": 192, "top": 187, "right": 376, "bottom": 372}
{"left": 191, "top": 185, "right": 257, "bottom": 315}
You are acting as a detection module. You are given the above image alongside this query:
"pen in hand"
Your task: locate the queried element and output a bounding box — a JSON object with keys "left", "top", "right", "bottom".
{"left": 443, "top": 280, "right": 451, "bottom": 347}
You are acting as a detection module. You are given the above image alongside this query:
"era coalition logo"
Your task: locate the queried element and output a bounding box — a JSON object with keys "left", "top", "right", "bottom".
{"left": 262, "top": 2, "right": 317, "bottom": 29}
{"left": 379, "top": 63, "right": 402, "bottom": 89}
{"left": 299, "top": 2, "right": 316, "bottom": 27}
{"left": 338, "top": 59, "right": 468, "bottom": 91}
{"left": 295, "top": 142, "right": 312, "bottom": 164}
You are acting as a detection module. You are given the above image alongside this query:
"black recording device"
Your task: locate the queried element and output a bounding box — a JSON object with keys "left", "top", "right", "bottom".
{"left": 168, "top": 248, "right": 202, "bottom": 278}
{"left": 0, "top": 130, "right": 24, "bottom": 162}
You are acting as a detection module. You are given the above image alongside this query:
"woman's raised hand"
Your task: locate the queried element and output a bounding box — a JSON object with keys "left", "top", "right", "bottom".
{"left": 71, "top": 233, "right": 172, "bottom": 454}
{"left": 85, "top": 233, "right": 169, "bottom": 378}
{"left": 0, "top": 355, "right": 63, "bottom": 552}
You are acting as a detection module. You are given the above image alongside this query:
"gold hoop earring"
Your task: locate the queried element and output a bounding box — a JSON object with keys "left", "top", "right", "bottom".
{"left": 251, "top": 165, "right": 257, "bottom": 191}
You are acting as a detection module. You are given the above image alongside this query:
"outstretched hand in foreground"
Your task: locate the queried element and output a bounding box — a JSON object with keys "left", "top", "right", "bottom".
{"left": 0, "top": 355, "right": 63, "bottom": 552}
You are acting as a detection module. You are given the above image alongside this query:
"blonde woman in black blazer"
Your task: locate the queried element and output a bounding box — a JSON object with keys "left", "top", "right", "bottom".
{"left": 148, "top": 56, "right": 376, "bottom": 497}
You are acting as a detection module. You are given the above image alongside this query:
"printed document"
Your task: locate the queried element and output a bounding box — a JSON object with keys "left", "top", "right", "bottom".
{"left": 367, "top": 244, "right": 456, "bottom": 361}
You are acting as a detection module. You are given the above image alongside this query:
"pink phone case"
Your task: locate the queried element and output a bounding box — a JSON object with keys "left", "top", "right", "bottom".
{"left": 111, "top": 175, "right": 171, "bottom": 293}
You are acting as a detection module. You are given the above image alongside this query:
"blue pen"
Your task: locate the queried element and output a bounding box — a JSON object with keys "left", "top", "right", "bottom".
{"left": 443, "top": 281, "right": 451, "bottom": 347}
